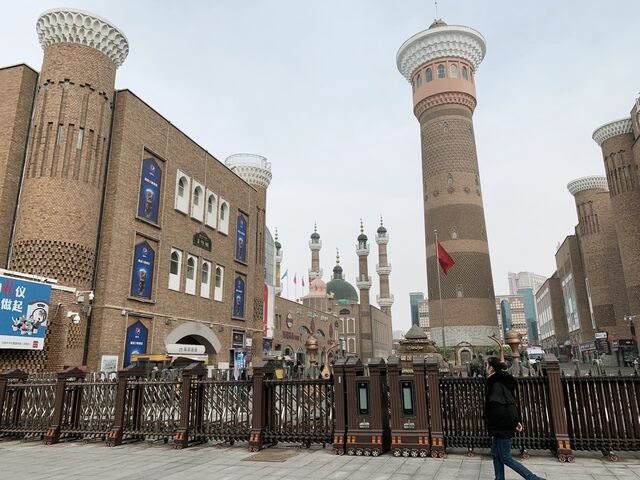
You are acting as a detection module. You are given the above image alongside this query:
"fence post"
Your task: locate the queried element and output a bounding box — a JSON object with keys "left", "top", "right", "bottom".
{"left": 331, "top": 358, "right": 347, "bottom": 455}
{"left": 425, "top": 357, "right": 445, "bottom": 457}
{"left": 44, "top": 367, "right": 86, "bottom": 445}
{"left": 173, "top": 363, "right": 206, "bottom": 449}
{"left": 0, "top": 369, "right": 28, "bottom": 430}
{"left": 106, "top": 365, "right": 145, "bottom": 447}
{"left": 541, "top": 353, "right": 572, "bottom": 459}
{"left": 249, "top": 359, "right": 273, "bottom": 452}
{"left": 367, "top": 357, "right": 390, "bottom": 455}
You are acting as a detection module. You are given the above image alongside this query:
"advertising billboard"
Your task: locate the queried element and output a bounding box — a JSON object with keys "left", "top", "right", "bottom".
{"left": 137, "top": 157, "right": 162, "bottom": 224}
{"left": 124, "top": 321, "right": 148, "bottom": 367}
{"left": 130, "top": 241, "right": 155, "bottom": 300}
{"left": 232, "top": 276, "right": 245, "bottom": 318}
{"left": 236, "top": 214, "right": 247, "bottom": 262}
{"left": 0, "top": 275, "right": 52, "bottom": 350}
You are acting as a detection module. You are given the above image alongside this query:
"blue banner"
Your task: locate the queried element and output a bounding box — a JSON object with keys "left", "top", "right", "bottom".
{"left": 0, "top": 275, "right": 52, "bottom": 350}
{"left": 137, "top": 158, "right": 162, "bottom": 224}
{"left": 130, "top": 241, "right": 155, "bottom": 299}
{"left": 233, "top": 276, "right": 245, "bottom": 318}
{"left": 124, "top": 321, "right": 148, "bottom": 367}
{"left": 236, "top": 214, "right": 247, "bottom": 262}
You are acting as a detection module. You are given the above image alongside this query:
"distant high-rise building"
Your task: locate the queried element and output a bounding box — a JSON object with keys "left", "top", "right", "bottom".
{"left": 508, "top": 272, "right": 546, "bottom": 296}
{"left": 417, "top": 299, "right": 430, "bottom": 339}
{"left": 495, "top": 295, "right": 527, "bottom": 343}
{"left": 409, "top": 292, "right": 424, "bottom": 326}
{"left": 264, "top": 227, "right": 276, "bottom": 287}
{"left": 535, "top": 273, "right": 569, "bottom": 356}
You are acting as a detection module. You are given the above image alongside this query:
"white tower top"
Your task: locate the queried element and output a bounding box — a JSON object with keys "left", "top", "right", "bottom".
{"left": 567, "top": 176, "right": 609, "bottom": 195}
{"left": 225, "top": 153, "right": 272, "bottom": 189}
{"left": 37, "top": 8, "right": 129, "bottom": 68}
{"left": 592, "top": 118, "right": 633, "bottom": 146}
{"left": 396, "top": 20, "right": 486, "bottom": 82}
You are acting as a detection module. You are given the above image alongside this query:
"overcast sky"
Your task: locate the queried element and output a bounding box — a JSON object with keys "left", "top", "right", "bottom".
{"left": 3, "top": 1, "right": 639, "bottom": 332}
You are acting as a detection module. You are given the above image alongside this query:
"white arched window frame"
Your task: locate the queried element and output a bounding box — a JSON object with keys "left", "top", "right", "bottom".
{"left": 185, "top": 255, "right": 197, "bottom": 295}
{"left": 200, "top": 260, "right": 211, "bottom": 299}
{"left": 218, "top": 199, "right": 230, "bottom": 235}
{"left": 437, "top": 64, "right": 446, "bottom": 78}
{"left": 205, "top": 189, "right": 218, "bottom": 228}
{"left": 347, "top": 318, "right": 355, "bottom": 334}
{"left": 450, "top": 63, "right": 458, "bottom": 78}
{"left": 191, "top": 180, "right": 204, "bottom": 221}
{"left": 348, "top": 338, "right": 356, "bottom": 353}
{"left": 174, "top": 170, "right": 190, "bottom": 214}
{"left": 168, "top": 248, "right": 182, "bottom": 291}
{"left": 214, "top": 265, "right": 224, "bottom": 301}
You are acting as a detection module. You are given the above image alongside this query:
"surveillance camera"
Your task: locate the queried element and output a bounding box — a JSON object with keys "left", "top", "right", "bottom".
{"left": 88, "top": 292, "right": 95, "bottom": 301}
{"left": 67, "top": 311, "right": 74, "bottom": 319}
{"left": 72, "top": 314, "right": 81, "bottom": 324}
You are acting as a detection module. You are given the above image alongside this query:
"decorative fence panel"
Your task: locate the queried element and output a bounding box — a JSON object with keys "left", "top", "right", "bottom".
{"left": 440, "top": 376, "right": 488, "bottom": 450}
{"left": 562, "top": 375, "right": 640, "bottom": 456}
{"left": 59, "top": 378, "right": 117, "bottom": 440}
{"left": 0, "top": 377, "right": 55, "bottom": 438}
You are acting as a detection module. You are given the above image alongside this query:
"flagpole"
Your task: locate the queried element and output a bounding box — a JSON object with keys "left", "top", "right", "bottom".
{"left": 435, "top": 229, "right": 447, "bottom": 360}
{"left": 295, "top": 274, "right": 298, "bottom": 303}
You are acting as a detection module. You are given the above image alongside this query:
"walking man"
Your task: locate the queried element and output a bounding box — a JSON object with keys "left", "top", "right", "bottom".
{"left": 484, "top": 356, "right": 546, "bottom": 480}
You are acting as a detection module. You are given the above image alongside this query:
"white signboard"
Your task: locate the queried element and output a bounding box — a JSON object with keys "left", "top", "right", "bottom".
{"left": 100, "top": 355, "right": 119, "bottom": 373}
{"left": 166, "top": 343, "right": 206, "bottom": 355}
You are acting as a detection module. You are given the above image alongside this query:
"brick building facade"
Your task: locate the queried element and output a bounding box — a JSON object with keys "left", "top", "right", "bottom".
{"left": 0, "top": 9, "right": 270, "bottom": 372}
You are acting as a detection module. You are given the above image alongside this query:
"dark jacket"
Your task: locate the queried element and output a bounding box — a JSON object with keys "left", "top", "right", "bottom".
{"left": 484, "top": 370, "right": 521, "bottom": 438}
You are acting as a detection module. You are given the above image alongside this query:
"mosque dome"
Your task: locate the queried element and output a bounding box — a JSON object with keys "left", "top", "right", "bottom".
{"left": 377, "top": 225, "right": 387, "bottom": 234}
{"left": 429, "top": 18, "right": 447, "bottom": 29}
{"left": 275, "top": 240, "right": 282, "bottom": 249}
{"left": 311, "top": 232, "right": 320, "bottom": 240}
{"left": 357, "top": 232, "right": 368, "bottom": 242}
{"left": 326, "top": 278, "right": 359, "bottom": 302}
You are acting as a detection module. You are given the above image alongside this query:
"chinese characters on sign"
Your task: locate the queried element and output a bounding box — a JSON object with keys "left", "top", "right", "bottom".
{"left": 130, "top": 241, "right": 155, "bottom": 300}
{"left": 0, "top": 275, "right": 52, "bottom": 350}
{"left": 137, "top": 157, "right": 162, "bottom": 224}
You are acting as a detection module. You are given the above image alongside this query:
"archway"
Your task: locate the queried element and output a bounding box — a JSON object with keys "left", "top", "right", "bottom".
{"left": 165, "top": 321, "right": 222, "bottom": 364}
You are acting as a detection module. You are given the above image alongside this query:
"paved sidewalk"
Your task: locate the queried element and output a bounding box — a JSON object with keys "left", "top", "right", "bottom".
{"left": 0, "top": 440, "right": 639, "bottom": 480}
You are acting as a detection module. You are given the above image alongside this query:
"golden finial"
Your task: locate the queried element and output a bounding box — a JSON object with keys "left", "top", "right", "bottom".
{"left": 379, "top": 215, "right": 384, "bottom": 226}
{"left": 314, "top": 221, "right": 317, "bottom": 233}
{"left": 360, "top": 218, "right": 364, "bottom": 234}
{"left": 336, "top": 248, "right": 340, "bottom": 264}
{"left": 275, "top": 227, "right": 278, "bottom": 241}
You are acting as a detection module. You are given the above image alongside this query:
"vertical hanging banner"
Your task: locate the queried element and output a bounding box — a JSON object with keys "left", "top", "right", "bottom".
{"left": 0, "top": 275, "right": 52, "bottom": 350}
{"left": 124, "top": 321, "right": 148, "bottom": 367}
{"left": 263, "top": 283, "right": 275, "bottom": 338}
{"left": 130, "top": 241, "right": 155, "bottom": 300}
{"left": 236, "top": 214, "right": 247, "bottom": 262}
{"left": 233, "top": 276, "right": 245, "bottom": 318}
{"left": 137, "top": 157, "right": 162, "bottom": 224}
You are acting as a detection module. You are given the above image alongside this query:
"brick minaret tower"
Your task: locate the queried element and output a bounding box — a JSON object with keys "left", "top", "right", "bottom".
{"left": 10, "top": 9, "right": 129, "bottom": 288}
{"left": 309, "top": 223, "right": 323, "bottom": 282}
{"left": 567, "top": 176, "right": 628, "bottom": 339}
{"left": 375, "top": 216, "right": 394, "bottom": 316}
{"left": 356, "top": 220, "right": 373, "bottom": 360}
{"left": 225, "top": 153, "right": 272, "bottom": 344}
{"left": 397, "top": 19, "right": 498, "bottom": 348}
{"left": 593, "top": 118, "right": 640, "bottom": 318}
{"left": 275, "top": 228, "right": 283, "bottom": 297}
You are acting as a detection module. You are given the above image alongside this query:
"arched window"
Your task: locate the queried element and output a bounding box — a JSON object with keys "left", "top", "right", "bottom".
{"left": 187, "top": 257, "right": 195, "bottom": 280}
{"left": 214, "top": 266, "right": 224, "bottom": 301}
{"left": 201, "top": 262, "right": 209, "bottom": 284}
{"left": 450, "top": 64, "right": 458, "bottom": 78}
{"left": 437, "top": 64, "right": 445, "bottom": 78}
{"left": 447, "top": 174, "right": 453, "bottom": 185}
{"left": 451, "top": 226, "right": 458, "bottom": 240}
{"left": 178, "top": 177, "right": 186, "bottom": 197}
{"left": 416, "top": 74, "right": 422, "bottom": 88}
{"left": 456, "top": 284, "right": 464, "bottom": 298}
{"left": 207, "top": 195, "right": 214, "bottom": 214}
{"left": 170, "top": 251, "right": 180, "bottom": 275}
{"left": 426, "top": 67, "right": 433, "bottom": 82}
{"left": 462, "top": 66, "right": 469, "bottom": 80}
{"left": 220, "top": 203, "right": 227, "bottom": 221}
{"left": 215, "top": 267, "right": 223, "bottom": 288}
{"left": 193, "top": 187, "right": 201, "bottom": 206}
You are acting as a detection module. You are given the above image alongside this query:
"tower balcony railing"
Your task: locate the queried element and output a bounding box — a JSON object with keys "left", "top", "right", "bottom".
{"left": 356, "top": 275, "right": 372, "bottom": 290}
{"left": 375, "top": 233, "right": 389, "bottom": 245}
{"left": 308, "top": 268, "right": 323, "bottom": 279}
{"left": 275, "top": 253, "right": 283, "bottom": 262}
{"left": 309, "top": 239, "right": 322, "bottom": 250}
{"left": 377, "top": 294, "right": 395, "bottom": 307}
{"left": 356, "top": 244, "right": 370, "bottom": 256}
{"left": 376, "top": 263, "right": 392, "bottom": 275}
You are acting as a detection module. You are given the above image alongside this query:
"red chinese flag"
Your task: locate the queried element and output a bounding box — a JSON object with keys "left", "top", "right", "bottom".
{"left": 302, "top": 276, "right": 305, "bottom": 287}
{"left": 293, "top": 274, "right": 297, "bottom": 285}
{"left": 436, "top": 241, "right": 455, "bottom": 274}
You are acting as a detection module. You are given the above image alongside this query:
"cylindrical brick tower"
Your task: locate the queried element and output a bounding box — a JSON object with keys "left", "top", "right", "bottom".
{"left": 275, "top": 229, "right": 283, "bottom": 296}
{"left": 355, "top": 221, "right": 373, "bottom": 360}
{"left": 309, "top": 223, "right": 323, "bottom": 282}
{"left": 10, "top": 9, "right": 129, "bottom": 288}
{"left": 375, "top": 217, "right": 394, "bottom": 316}
{"left": 396, "top": 19, "right": 498, "bottom": 348}
{"left": 593, "top": 119, "right": 640, "bottom": 317}
{"left": 567, "top": 176, "right": 628, "bottom": 338}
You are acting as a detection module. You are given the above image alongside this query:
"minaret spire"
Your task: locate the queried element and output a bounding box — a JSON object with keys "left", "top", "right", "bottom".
{"left": 309, "top": 222, "right": 322, "bottom": 282}
{"left": 375, "top": 216, "right": 394, "bottom": 316}
{"left": 356, "top": 220, "right": 373, "bottom": 360}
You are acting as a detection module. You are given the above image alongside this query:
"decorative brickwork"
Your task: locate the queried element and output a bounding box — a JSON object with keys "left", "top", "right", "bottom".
{"left": 10, "top": 240, "right": 94, "bottom": 287}
{"left": 414, "top": 92, "right": 476, "bottom": 118}
{"left": 420, "top": 114, "right": 478, "bottom": 177}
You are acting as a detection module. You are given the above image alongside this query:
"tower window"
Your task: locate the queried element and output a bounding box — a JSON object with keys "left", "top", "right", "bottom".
{"left": 416, "top": 74, "right": 422, "bottom": 88}
{"left": 450, "top": 64, "right": 458, "bottom": 78}
{"left": 447, "top": 174, "right": 453, "bottom": 185}
{"left": 76, "top": 128, "right": 84, "bottom": 150}
{"left": 426, "top": 67, "right": 433, "bottom": 82}
{"left": 450, "top": 226, "right": 458, "bottom": 240}
{"left": 56, "top": 124, "right": 64, "bottom": 145}
{"left": 437, "top": 64, "right": 445, "bottom": 78}
{"left": 456, "top": 285, "right": 464, "bottom": 298}
{"left": 462, "top": 66, "right": 469, "bottom": 80}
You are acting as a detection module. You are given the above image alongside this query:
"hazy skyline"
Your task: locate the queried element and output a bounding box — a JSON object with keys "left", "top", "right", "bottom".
{"left": 2, "top": 1, "right": 639, "bottom": 332}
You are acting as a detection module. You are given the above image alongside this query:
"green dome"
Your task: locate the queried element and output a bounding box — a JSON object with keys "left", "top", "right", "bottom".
{"left": 357, "top": 233, "right": 368, "bottom": 242}
{"left": 311, "top": 232, "right": 320, "bottom": 240}
{"left": 377, "top": 225, "right": 387, "bottom": 234}
{"left": 326, "top": 278, "right": 358, "bottom": 302}
{"left": 275, "top": 240, "right": 281, "bottom": 249}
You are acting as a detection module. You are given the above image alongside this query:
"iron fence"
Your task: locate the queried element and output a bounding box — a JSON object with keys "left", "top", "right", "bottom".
{"left": 59, "top": 378, "right": 117, "bottom": 440}
{"left": 0, "top": 378, "right": 55, "bottom": 438}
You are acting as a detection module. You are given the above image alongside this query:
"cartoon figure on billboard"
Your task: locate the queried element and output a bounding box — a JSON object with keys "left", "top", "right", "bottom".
{"left": 11, "top": 301, "right": 49, "bottom": 336}
{"left": 138, "top": 269, "right": 147, "bottom": 296}
{"left": 144, "top": 189, "right": 154, "bottom": 218}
